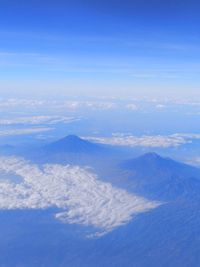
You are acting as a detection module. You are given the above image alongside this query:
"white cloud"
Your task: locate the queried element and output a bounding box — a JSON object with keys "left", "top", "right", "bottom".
{"left": 85, "top": 101, "right": 116, "bottom": 110}
{"left": 85, "top": 133, "right": 200, "bottom": 148}
{"left": 126, "top": 103, "right": 139, "bottom": 111}
{"left": 0, "top": 127, "right": 53, "bottom": 137}
{"left": 0, "top": 98, "right": 117, "bottom": 111}
{"left": 186, "top": 157, "right": 200, "bottom": 167}
{"left": 0, "top": 116, "right": 79, "bottom": 125}
{"left": 63, "top": 101, "right": 116, "bottom": 110}
{"left": 155, "top": 104, "right": 166, "bottom": 109}
{"left": 0, "top": 156, "right": 160, "bottom": 236}
{"left": 0, "top": 98, "right": 45, "bottom": 108}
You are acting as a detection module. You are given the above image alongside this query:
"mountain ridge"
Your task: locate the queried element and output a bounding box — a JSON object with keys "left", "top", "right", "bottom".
{"left": 119, "top": 152, "right": 200, "bottom": 200}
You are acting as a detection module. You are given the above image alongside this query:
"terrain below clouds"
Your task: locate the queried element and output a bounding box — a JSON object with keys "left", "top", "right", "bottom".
{"left": 0, "top": 156, "right": 159, "bottom": 236}
{"left": 0, "top": 135, "right": 200, "bottom": 267}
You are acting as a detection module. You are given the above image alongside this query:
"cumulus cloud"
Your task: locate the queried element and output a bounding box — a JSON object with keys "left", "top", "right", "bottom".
{"left": 0, "top": 116, "right": 79, "bottom": 126}
{"left": 0, "top": 156, "right": 160, "bottom": 236}
{"left": 0, "top": 127, "right": 53, "bottom": 137}
{"left": 85, "top": 133, "right": 200, "bottom": 148}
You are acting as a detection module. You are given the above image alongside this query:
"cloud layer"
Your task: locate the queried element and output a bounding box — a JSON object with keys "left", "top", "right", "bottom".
{"left": 85, "top": 133, "right": 200, "bottom": 148}
{"left": 0, "top": 156, "right": 159, "bottom": 236}
{"left": 0, "top": 98, "right": 117, "bottom": 111}
{"left": 0, "top": 116, "right": 79, "bottom": 125}
{"left": 0, "top": 127, "right": 53, "bottom": 137}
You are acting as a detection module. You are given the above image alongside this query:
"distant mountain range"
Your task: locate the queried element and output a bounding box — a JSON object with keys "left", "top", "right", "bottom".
{"left": 42, "top": 135, "right": 200, "bottom": 201}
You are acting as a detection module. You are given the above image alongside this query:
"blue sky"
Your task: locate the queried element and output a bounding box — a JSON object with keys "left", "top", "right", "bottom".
{"left": 0, "top": 0, "right": 200, "bottom": 98}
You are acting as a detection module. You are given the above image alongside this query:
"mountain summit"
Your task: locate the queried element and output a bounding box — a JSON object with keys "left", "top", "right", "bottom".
{"left": 122, "top": 152, "right": 200, "bottom": 177}
{"left": 120, "top": 152, "right": 200, "bottom": 200}
{"left": 44, "top": 134, "right": 102, "bottom": 154}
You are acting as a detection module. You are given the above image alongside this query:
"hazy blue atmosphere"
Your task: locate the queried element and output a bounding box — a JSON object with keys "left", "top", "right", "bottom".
{"left": 0, "top": 1, "right": 200, "bottom": 267}
{"left": 0, "top": 0, "right": 200, "bottom": 98}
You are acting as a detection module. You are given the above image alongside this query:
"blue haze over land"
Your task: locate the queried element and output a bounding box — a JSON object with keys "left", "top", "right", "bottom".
{"left": 0, "top": 0, "right": 200, "bottom": 266}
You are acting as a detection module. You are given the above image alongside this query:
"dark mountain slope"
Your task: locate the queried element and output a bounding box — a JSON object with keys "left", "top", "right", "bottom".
{"left": 120, "top": 152, "right": 200, "bottom": 200}
{"left": 44, "top": 135, "right": 103, "bottom": 154}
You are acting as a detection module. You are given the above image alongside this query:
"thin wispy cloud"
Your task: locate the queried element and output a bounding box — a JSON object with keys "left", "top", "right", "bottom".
{"left": 0, "top": 98, "right": 117, "bottom": 111}
{"left": 0, "top": 98, "right": 45, "bottom": 108}
{"left": 0, "top": 116, "right": 79, "bottom": 125}
{"left": 0, "top": 128, "right": 53, "bottom": 137}
{"left": 1, "top": 44, "right": 200, "bottom": 83}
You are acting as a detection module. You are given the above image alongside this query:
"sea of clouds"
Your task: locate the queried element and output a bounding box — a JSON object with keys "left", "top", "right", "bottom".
{"left": 0, "top": 156, "right": 160, "bottom": 236}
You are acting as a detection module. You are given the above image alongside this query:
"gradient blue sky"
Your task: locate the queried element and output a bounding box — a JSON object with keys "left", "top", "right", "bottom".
{"left": 0, "top": 0, "right": 200, "bottom": 99}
